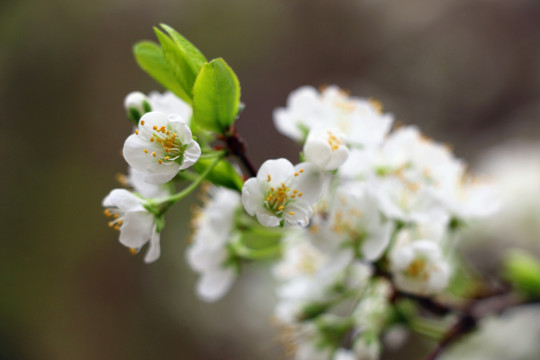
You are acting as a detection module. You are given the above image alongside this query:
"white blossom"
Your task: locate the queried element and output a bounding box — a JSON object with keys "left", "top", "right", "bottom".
{"left": 186, "top": 187, "right": 241, "bottom": 302}
{"left": 123, "top": 111, "right": 201, "bottom": 184}
{"left": 242, "top": 158, "right": 323, "bottom": 227}
{"left": 304, "top": 127, "right": 349, "bottom": 171}
{"left": 274, "top": 85, "right": 393, "bottom": 147}
{"left": 369, "top": 126, "right": 465, "bottom": 224}
{"left": 390, "top": 231, "right": 451, "bottom": 295}
{"left": 102, "top": 189, "right": 160, "bottom": 263}
{"left": 309, "top": 184, "right": 393, "bottom": 261}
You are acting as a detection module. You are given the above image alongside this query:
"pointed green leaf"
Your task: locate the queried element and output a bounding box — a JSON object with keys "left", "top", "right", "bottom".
{"left": 133, "top": 41, "right": 191, "bottom": 104}
{"left": 154, "top": 28, "right": 198, "bottom": 100}
{"left": 192, "top": 58, "right": 241, "bottom": 133}
{"left": 160, "top": 23, "right": 206, "bottom": 74}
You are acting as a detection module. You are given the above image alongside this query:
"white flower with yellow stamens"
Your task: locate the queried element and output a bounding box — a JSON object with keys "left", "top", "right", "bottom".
{"left": 274, "top": 85, "right": 393, "bottom": 148}
{"left": 102, "top": 188, "right": 160, "bottom": 263}
{"left": 304, "top": 127, "right": 349, "bottom": 171}
{"left": 389, "top": 231, "right": 451, "bottom": 295}
{"left": 242, "top": 158, "right": 324, "bottom": 227}
{"left": 123, "top": 111, "right": 201, "bottom": 184}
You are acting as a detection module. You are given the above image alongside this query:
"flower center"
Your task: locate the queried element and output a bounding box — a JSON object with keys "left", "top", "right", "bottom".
{"left": 404, "top": 257, "right": 430, "bottom": 280}
{"left": 264, "top": 182, "right": 303, "bottom": 215}
{"left": 104, "top": 208, "right": 123, "bottom": 231}
{"left": 326, "top": 131, "right": 342, "bottom": 151}
{"left": 138, "top": 120, "right": 185, "bottom": 165}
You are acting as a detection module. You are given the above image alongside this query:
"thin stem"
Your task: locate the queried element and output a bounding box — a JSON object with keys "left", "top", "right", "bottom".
{"left": 156, "top": 156, "right": 222, "bottom": 215}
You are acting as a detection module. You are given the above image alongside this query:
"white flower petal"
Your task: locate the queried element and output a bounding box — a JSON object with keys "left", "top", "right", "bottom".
{"left": 119, "top": 211, "right": 155, "bottom": 249}
{"left": 241, "top": 178, "right": 265, "bottom": 216}
{"left": 196, "top": 267, "right": 236, "bottom": 302}
{"left": 180, "top": 141, "right": 201, "bottom": 170}
{"left": 257, "top": 158, "right": 295, "bottom": 186}
{"left": 143, "top": 227, "right": 161, "bottom": 263}
{"left": 102, "top": 189, "right": 145, "bottom": 212}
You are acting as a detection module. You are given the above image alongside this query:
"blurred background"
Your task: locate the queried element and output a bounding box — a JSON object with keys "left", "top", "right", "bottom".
{"left": 2, "top": 0, "right": 540, "bottom": 359}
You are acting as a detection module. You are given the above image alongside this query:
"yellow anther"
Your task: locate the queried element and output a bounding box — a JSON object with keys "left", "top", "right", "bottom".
{"left": 135, "top": 130, "right": 139, "bottom": 135}
{"left": 299, "top": 169, "right": 304, "bottom": 173}
{"left": 129, "top": 248, "right": 137, "bottom": 255}
{"left": 294, "top": 172, "right": 299, "bottom": 177}
{"left": 113, "top": 213, "right": 119, "bottom": 219}
{"left": 150, "top": 137, "right": 154, "bottom": 142}
{"left": 293, "top": 190, "right": 298, "bottom": 194}
{"left": 140, "top": 120, "right": 145, "bottom": 125}
{"left": 331, "top": 145, "right": 339, "bottom": 151}
{"left": 114, "top": 225, "right": 121, "bottom": 231}
{"left": 270, "top": 187, "right": 274, "bottom": 191}
{"left": 291, "top": 195, "right": 296, "bottom": 199}
{"left": 164, "top": 156, "right": 170, "bottom": 160}
{"left": 151, "top": 152, "right": 156, "bottom": 157}
{"left": 143, "top": 149, "right": 148, "bottom": 154}
{"left": 166, "top": 130, "right": 170, "bottom": 135}
{"left": 278, "top": 205, "right": 285, "bottom": 211}
{"left": 104, "top": 209, "right": 111, "bottom": 216}
{"left": 108, "top": 221, "right": 114, "bottom": 228}
{"left": 298, "top": 192, "right": 303, "bottom": 197}
{"left": 267, "top": 174, "right": 272, "bottom": 182}
{"left": 158, "top": 159, "right": 162, "bottom": 164}
{"left": 289, "top": 211, "right": 295, "bottom": 215}
{"left": 153, "top": 125, "right": 158, "bottom": 130}
{"left": 281, "top": 182, "right": 286, "bottom": 187}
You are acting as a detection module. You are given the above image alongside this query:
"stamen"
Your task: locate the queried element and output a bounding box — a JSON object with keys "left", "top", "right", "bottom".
{"left": 151, "top": 152, "right": 156, "bottom": 157}
{"left": 140, "top": 120, "right": 145, "bottom": 125}
{"left": 129, "top": 248, "right": 137, "bottom": 255}
{"left": 289, "top": 211, "right": 295, "bottom": 215}
{"left": 299, "top": 169, "right": 304, "bottom": 173}
{"left": 267, "top": 174, "right": 271, "bottom": 182}
{"left": 143, "top": 149, "right": 148, "bottom": 154}
{"left": 135, "top": 130, "right": 139, "bottom": 135}
{"left": 153, "top": 125, "right": 158, "bottom": 130}
{"left": 158, "top": 159, "right": 162, "bottom": 164}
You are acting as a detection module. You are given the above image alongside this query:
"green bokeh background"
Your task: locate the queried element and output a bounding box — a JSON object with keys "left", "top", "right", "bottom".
{"left": 2, "top": 0, "right": 540, "bottom": 359}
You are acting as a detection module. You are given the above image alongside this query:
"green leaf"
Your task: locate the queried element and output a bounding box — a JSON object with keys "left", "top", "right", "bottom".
{"left": 192, "top": 158, "right": 243, "bottom": 192}
{"left": 160, "top": 24, "right": 206, "bottom": 74}
{"left": 192, "top": 58, "right": 241, "bottom": 133}
{"left": 154, "top": 28, "right": 198, "bottom": 100}
{"left": 133, "top": 41, "right": 191, "bottom": 104}
{"left": 504, "top": 249, "right": 540, "bottom": 297}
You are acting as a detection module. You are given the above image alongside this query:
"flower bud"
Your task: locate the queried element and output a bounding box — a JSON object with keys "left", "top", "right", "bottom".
{"left": 124, "top": 91, "right": 152, "bottom": 123}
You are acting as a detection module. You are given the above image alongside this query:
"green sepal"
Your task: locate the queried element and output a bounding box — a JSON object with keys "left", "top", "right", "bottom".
{"left": 192, "top": 58, "right": 241, "bottom": 133}
{"left": 128, "top": 108, "right": 142, "bottom": 125}
{"left": 192, "top": 158, "right": 243, "bottom": 192}
{"left": 504, "top": 249, "right": 540, "bottom": 297}
{"left": 299, "top": 302, "right": 332, "bottom": 321}
{"left": 133, "top": 41, "right": 192, "bottom": 104}
{"left": 155, "top": 216, "right": 166, "bottom": 233}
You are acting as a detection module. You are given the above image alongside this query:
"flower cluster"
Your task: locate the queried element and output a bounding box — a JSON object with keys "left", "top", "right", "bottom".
{"left": 103, "top": 26, "right": 508, "bottom": 360}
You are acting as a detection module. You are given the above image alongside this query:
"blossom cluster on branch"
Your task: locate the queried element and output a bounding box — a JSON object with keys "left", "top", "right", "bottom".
{"left": 102, "top": 25, "right": 540, "bottom": 360}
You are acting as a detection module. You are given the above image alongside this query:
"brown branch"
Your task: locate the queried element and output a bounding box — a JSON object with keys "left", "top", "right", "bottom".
{"left": 220, "top": 126, "right": 257, "bottom": 178}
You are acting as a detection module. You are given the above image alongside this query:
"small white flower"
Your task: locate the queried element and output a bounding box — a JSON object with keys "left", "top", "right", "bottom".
{"left": 274, "top": 85, "right": 393, "bottom": 148}
{"left": 102, "top": 189, "right": 160, "bottom": 263}
{"left": 242, "top": 158, "right": 323, "bottom": 227}
{"left": 123, "top": 111, "right": 201, "bottom": 184}
{"left": 186, "top": 187, "right": 241, "bottom": 302}
{"left": 390, "top": 235, "right": 451, "bottom": 295}
{"left": 124, "top": 91, "right": 150, "bottom": 115}
{"left": 309, "top": 184, "right": 392, "bottom": 261}
{"left": 304, "top": 127, "right": 349, "bottom": 171}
